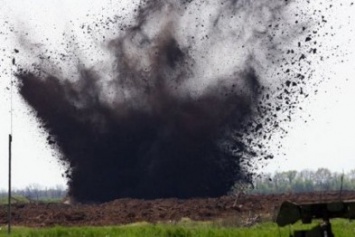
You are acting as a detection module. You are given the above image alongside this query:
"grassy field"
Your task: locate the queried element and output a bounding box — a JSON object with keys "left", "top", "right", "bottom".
{"left": 0, "top": 196, "right": 62, "bottom": 205}
{"left": 0, "top": 196, "right": 30, "bottom": 205}
{"left": 1, "top": 219, "right": 355, "bottom": 237}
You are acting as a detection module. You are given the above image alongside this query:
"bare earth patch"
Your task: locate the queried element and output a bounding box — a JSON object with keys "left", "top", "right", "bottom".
{"left": 1, "top": 191, "right": 355, "bottom": 227}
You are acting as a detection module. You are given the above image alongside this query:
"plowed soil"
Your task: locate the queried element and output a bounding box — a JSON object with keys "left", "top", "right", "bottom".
{"left": 1, "top": 191, "right": 355, "bottom": 227}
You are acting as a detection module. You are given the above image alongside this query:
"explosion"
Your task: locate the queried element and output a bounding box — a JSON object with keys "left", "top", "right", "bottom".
{"left": 16, "top": 0, "right": 321, "bottom": 202}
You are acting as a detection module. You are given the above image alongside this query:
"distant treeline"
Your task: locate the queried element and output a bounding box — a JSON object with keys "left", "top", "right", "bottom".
{"left": 250, "top": 168, "right": 355, "bottom": 194}
{"left": 0, "top": 184, "right": 67, "bottom": 201}
{"left": 1, "top": 168, "right": 354, "bottom": 200}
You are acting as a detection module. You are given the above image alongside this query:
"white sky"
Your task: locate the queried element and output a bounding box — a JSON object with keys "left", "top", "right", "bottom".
{"left": 0, "top": 0, "right": 354, "bottom": 190}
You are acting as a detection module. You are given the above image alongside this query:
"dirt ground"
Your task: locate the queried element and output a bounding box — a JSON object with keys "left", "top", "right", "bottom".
{"left": 1, "top": 191, "right": 355, "bottom": 227}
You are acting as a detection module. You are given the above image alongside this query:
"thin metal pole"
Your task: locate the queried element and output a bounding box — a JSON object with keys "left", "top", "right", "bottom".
{"left": 8, "top": 134, "right": 12, "bottom": 235}
{"left": 8, "top": 56, "right": 14, "bottom": 235}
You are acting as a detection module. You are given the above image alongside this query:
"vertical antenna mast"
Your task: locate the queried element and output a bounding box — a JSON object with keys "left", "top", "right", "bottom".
{"left": 8, "top": 56, "right": 15, "bottom": 235}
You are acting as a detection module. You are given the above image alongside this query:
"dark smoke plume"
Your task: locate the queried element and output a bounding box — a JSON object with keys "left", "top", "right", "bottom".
{"left": 16, "top": 0, "right": 318, "bottom": 202}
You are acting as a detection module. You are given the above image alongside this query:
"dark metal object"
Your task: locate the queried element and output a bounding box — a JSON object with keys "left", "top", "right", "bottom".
{"left": 276, "top": 199, "right": 355, "bottom": 237}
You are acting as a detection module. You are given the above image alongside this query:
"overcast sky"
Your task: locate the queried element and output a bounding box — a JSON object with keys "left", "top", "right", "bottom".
{"left": 0, "top": 0, "right": 354, "bottom": 190}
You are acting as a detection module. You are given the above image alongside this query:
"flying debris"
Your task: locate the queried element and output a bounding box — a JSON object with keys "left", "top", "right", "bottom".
{"left": 16, "top": 0, "right": 331, "bottom": 202}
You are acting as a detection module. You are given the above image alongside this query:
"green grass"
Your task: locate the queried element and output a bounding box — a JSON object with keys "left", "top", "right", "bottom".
{"left": 0, "top": 196, "right": 30, "bottom": 205}
{"left": 0, "top": 196, "right": 62, "bottom": 205}
{"left": 0, "top": 219, "right": 355, "bottom": 237}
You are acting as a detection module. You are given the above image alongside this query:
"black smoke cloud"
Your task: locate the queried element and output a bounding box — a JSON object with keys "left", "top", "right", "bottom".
{"left": 16, "top": 0, "right": 313, "bottom": 202}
